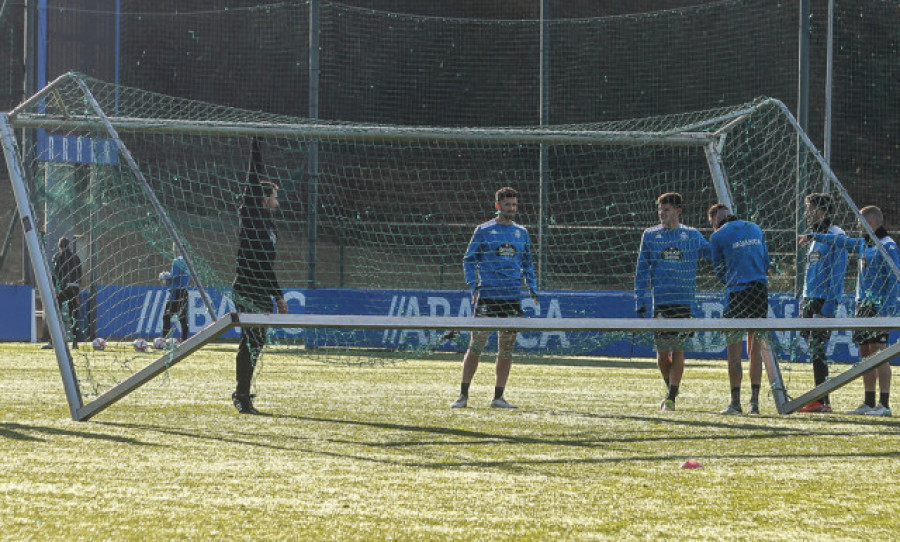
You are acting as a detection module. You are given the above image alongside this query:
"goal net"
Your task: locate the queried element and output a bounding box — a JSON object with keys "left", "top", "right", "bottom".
{"left": 4, "top": 73, "right": 899, "bottom": 420}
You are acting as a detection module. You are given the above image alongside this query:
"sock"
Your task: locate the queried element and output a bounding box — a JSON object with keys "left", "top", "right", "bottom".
{"left": 750, "top": 384, "right": 761, "bottom": 404}
{"left": 460, "top": 382, "right": 470, "bottom": 397}
{"left": 494, "top": 386, "right": 504, "bottom": 400}
{"left": 664, "top": 377, "right": 670, "bottom": 389}
{"left": 730, "top": 387, "right": 741, "bottom": 406}
{"left": 865, "top": 391, "right": 876, "bottom": 408}
{"left": 667, "top": 384, "right": 679, "bottom": 401}
{"left": 880, "top": 392, "right": 890, "bottom": 410}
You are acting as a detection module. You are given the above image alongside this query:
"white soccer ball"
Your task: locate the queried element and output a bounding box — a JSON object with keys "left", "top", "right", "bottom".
{"left": 153, "top": 337, "right": 166, "bottom": 350}
{"left": 158, "top": 271, "right": 172, "bottom": 285}
{"left": 133, "top": 338, "right": 149, "bottom": 352}
{"left": 165, "top": 337, "right": 179, "bottom": 350}
{"left": 92, "top": 337, "right": 107, "bottom": 351}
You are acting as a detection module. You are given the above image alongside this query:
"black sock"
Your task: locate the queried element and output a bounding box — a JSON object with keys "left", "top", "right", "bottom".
{"left": 730, "top": 387, "right": 741, "bottom": 406}
{"left": 667, "top": 385, "right": 679, "bottom": 401}
{"left": 664, "top": 377, "right": 670, "bottom": 389}
{"left": 750, "top": 384, "right": 761, "bottom": 404}
{"left": 865, "top": 391, "right": 876, "bottom": 408}
{"left": 460, "top": 382, "right": 470, "bottom": 397}
{"left": 880, "top": 392, "right": 890, "bottom": 409}
{"left": 494, "top": 386, "right": 504, "bottom": 400}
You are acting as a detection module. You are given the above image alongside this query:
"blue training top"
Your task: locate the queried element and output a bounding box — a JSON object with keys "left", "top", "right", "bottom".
{"left": 634, "top": 224, "right": 711, "bottom": 312}
{"left": 811, "top": 231, "right": 900, "bottom": 315}
{"left": 169, "top": 256, "right": 190, "bottom": 293}
{"left": 463, "top": 218, "right": 537, "bottom": 300}
{"left": 709, "top": 217, "right": 769, "bottom": 293}
{"left": 802, "top": 224, "right": 848, "bottom": 305}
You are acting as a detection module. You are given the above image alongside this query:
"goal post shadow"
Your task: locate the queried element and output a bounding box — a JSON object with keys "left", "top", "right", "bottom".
{"left": 72, "top": 313, "right": 900, "bottom": 420}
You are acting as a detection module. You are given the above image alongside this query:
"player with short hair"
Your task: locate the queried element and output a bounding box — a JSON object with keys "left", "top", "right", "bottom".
{"left": 635, "top": 192, "right": 711, "bottom": 411}
{"left": 161, "top": 243, "right": 191, "bottom": 342}
{"left": 708, "top": 203, "right": 770, "bottom": 415}
{"left": 797, "top": 193, "right": 849, "bottom": 413}
{"left": 231, "top": 139, "right": 288, "bottom": 415}
{"left": 451, "top": 187, "right": 538, "bottom": 409}
{"left": 802, "top": 205, "right": 897, "bottom": 417}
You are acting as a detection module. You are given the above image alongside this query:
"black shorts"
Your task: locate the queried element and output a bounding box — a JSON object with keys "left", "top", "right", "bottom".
{"left": 165, "top": 288, "right": 189, "bottom": 317}
{"left": 475, "top": 298, "right": 523, "bottom": 318}
{"left": 724, "top": 282, "right": 769, "bottom": 319}
{"left": 800, "top": 297, "right": 831, "bottom": 343}
{"left": 852, "top": 302, "right": 889, "bottom": 345}
{"left": 653, "top": 304, "right": 693, "bottom": 351}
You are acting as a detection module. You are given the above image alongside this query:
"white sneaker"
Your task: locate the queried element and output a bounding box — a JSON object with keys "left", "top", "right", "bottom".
{"left": 865, "top": 404, "right": 892, "bottom": 417}
{"left": 450, "top": 395, "right": 468, "bottom": 409}
{"left": 490, "top": 397, "right": 517, "bottom": 409}
{"left": 846, "top": 403, "right": 874, "bottom": 415}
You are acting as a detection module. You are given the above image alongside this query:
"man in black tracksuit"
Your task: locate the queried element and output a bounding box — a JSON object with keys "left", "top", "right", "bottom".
{"left": 231, "top": 139, "right": 288, "bottom": 415}
{"left": 52, "top": 236, "right": 82, "bottom": 350}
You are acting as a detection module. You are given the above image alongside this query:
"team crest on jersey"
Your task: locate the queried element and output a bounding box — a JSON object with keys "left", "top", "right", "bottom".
{"left": 497, "top": 243, "right": 517, "bottom": 257}
{"left": 807, "top": 250, "right": 821, "bottom": 263}
{"left": 661, "top": 246, "right": 683, "bottom": 260}
{"left": 680, "top": 231, "right": 688, "bottom": 240}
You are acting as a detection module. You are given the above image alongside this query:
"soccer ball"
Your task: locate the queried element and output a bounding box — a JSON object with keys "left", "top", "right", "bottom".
{"left": 92, "top": 337, "right": 107, "bottom": 351}
{"left": 133, "top": 338, "right": 149, "bottom": 352}
{"left": 158, "top": 271, "right": 172, "bottom": 285}
{"left": 165, "top": 337, "right": 179, "bottom": 350}
{"left": 153, "top": 337, "right": 166, "bottom": 350}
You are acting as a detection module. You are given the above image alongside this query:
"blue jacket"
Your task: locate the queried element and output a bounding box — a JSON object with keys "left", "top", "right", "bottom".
{"left": 811, "top": 231, "right": 900, "bottom": 316}
{"left": 709, "top": 217, "right": 769, "bottom": 292}
{"left": 463, "top": 218, "right": 537, "bottom": 300}
{"left": 802, "top": 224, "right": 848, "bottom": 310}
{"left": 168, "top": 256, "right": 190, "bottom": 293}
{"left": 634, "top": 224, "right": 711, "bottom": 312}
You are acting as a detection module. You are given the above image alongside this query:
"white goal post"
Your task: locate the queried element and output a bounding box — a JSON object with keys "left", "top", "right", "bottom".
{"left": 4, "top": 72, "right": 900, "bottom": 420}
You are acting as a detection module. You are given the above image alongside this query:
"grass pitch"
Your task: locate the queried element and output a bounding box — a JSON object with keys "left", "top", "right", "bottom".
{"left": 1, "top": 342, "right": 899, "bottom": 540}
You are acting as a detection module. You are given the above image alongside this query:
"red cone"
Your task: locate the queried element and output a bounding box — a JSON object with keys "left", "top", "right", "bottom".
{"left": 681, "top": 459, "right": 702, "bottom": 469}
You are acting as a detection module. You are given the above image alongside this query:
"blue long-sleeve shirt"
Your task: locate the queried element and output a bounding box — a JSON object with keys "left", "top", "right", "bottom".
{"left": 802, "top": 224, "right": 848, "bottom": 303}
{"left": 810, "top": 232, "right": 900, "bottom": 315}
{"left": 709, "top": 217, "right": 769, "bottom": 293}
{"left": 168, "top": 256, "right": 190, "bottom": 293}
{"left": 463, "top": 218, "right": 537, "bottom": 300}
{"left": 634, "top": 224, "right": 711, "bottom": 312}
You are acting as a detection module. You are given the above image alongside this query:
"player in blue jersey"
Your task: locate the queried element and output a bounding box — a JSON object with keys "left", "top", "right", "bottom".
{"left": 797, "top": 193, "right": 849, "bottom": 413}
{"left": 451, "top": 187, "right": 539, "bottom": 409}
{"left": 802, "top": 205, "right": 897, "bottom": 417}
{"left": 635, "top": 192, "right": 711, "bottom": 411}
{"left": 708, "top": 203, "right": 770, "bottom": 415}
{"left": 161, "top": 243, "right": 191, "bottom": 342}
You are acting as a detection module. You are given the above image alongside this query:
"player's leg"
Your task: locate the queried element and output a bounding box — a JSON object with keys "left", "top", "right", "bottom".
{"left": 867, "top": 342, "right": 892, "bottom": 416}
{"left": 161, "top": 299, "right": 175, "bottom": 338}
{"left": 177, "top": 290, "right": 189, "bottom": 340}
{"left": 722, "top": 339, "right": 744, "bottom": 414}
{"left": 451, "top": 330, "right": 489, "bottom": 408}
{"left": 491, "top": 330, "right": 517, "bottom": 406}
{"left": 69, "top": 292, "right": 80, "bottom": 348}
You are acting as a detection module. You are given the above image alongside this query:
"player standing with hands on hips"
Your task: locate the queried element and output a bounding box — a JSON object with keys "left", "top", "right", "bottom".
{"left": 231, "top": 139, "right": 288, "bottom": 415}
{"left": 451, "top": 187, "right": 539, "bottom": 409}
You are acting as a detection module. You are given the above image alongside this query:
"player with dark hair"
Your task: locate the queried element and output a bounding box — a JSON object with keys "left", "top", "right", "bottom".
{"left": 708, "top": 203, "right": 770, "bottom": 415}
{"left": 635, "top": 192, "right": 711, "bottom": 411}
{"left": 161, "top": 243, "right": 191, "bottom": 343}
{"left": 802, "top": 205, "right": 897, "bottom": 417}
{"left": 797, "top": 193, "right": 848, "bottom": 413}
{"left": 451, "top": 187, "right": 538, "bottom": 409}
{"left": 48, "top": 236, "right": 82, "bottom": 350}
{"left": 231, "top": 139, "right": 288, "bottom": 415}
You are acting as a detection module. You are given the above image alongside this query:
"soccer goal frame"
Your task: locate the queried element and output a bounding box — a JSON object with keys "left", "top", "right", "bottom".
{"left": 4, "top": 72, "right": 900, "bottom": 421}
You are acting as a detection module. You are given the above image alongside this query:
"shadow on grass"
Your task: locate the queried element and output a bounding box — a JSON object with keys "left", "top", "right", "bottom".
{"left": 0, "top": 421, "right": 153, "bottom": 445}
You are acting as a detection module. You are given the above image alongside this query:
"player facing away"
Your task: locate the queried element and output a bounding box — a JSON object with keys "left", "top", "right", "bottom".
{"left": 802, "top": 205, "right": 898, "bottom": 417}
{"left": 231, "top": 139, "right": 288, "bottom": 415}
{"left": 451, "top": 187, "right": 539, "bottom": 409}
{"left": 798, "top": 193, "right": 849, "bottom": 413}
{"left": 708, "top": 203, "right": 770, "bottom": 415}
{"left": 634, "top": 192, "right": 711, "bottom": 411}
{"left": 161, "top": 243, "right": 191, "bottom": 342}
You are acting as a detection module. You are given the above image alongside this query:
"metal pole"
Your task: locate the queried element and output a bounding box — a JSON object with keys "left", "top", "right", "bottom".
{"left": 538, "top": 0, "right": 550, "bottom": 290}
{"left": 797, "top": 0, "right": 810, "bottom": 132}
{"left": 307, "top": 0, "right": 320, "bottom": 288}
{"left": 823, "top": 0, "right": 834, "bottom": 169}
